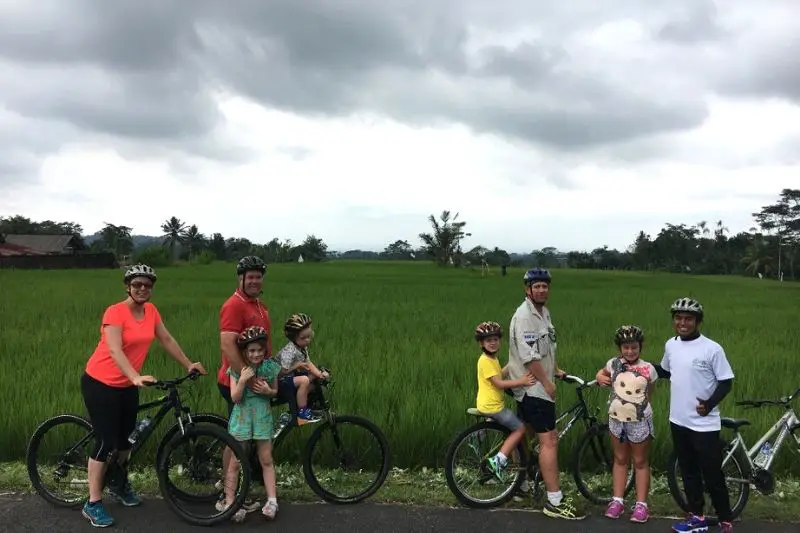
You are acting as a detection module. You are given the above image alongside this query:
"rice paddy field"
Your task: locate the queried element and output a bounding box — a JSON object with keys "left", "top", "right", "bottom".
{"left": 2, "top": 260, "right": 800, "bottom": 476}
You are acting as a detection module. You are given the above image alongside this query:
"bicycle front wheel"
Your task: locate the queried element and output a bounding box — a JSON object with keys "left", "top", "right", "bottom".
{"left": 666, "top": 439, "right": 751, "bottom": 520}
{"left": 571, "top": 422, "right": 634, "bottom": 505}
{"left": 444, "top": 420, "right": 526, "bottom": 509}
{"left": 26, "top": 414, "right": 95, "bottom": 508}
{"left": 157, "top": 423, "right": 252, "bottom": 527}
{"left": 302, "top": 414, "right": 391, "bottom": 504}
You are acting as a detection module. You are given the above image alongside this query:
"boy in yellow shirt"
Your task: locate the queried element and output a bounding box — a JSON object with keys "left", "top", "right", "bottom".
{"left": 474, "top": 321, "right": 536, "bottom": 479}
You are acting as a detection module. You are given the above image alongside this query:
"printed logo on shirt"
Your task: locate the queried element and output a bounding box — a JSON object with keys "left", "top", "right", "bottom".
{"left": 692, "top": 358, "right": 710, "bottom": 370}
{"left": 522, "top": 331, "right": 538, "bottom": 346}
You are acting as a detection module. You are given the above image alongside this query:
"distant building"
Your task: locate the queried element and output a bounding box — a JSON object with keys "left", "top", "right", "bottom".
{"left": 0, "top": 234, "right": 86, "bottom": 257}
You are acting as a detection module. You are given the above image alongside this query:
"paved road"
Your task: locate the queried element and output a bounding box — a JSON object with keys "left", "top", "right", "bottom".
{"left": 1, "top": 492, "right": 796, "bottom": 532}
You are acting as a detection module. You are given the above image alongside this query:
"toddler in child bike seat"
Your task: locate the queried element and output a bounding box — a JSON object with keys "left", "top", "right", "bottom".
{"left": 473, "top": 321, "right": 536, "bottom": 480}
{"left": 275, "top": 313, "right": 329, "bottom": 425}
{"left": 595, "top": 325, "right": 658, "bottom": 523}
{"left": 222, "top": 326, "right": 282, "bottom": 522}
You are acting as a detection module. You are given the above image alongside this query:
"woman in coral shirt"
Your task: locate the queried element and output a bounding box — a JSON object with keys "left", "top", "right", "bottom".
{"left": 80, "top": 264, "right": 206, "bottom": 528}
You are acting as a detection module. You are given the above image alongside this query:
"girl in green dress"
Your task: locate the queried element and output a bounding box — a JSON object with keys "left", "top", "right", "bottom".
{"left": 222, "top": 326, "right": 281, "bottom": 521}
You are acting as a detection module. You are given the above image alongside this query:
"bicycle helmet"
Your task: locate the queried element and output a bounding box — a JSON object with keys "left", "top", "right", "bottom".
{"left": 236, "top": 255, "right": 266, "bottom": 276}
{"left": 237, "top": 326, "right": 269, "bottom": 347}
{"left": 284, "top": 313, "right": 312, "bottom": 338}
{"left": 474, "top": 321, "right": 503, "bottom": 341}
{"left": 670, "top": 297, "right": 704, "bottom": 320}
{"left": 614, "top": 325, "right": 644, "bottom": 346}
{"left": 123, "top": 264, "right": 157, "bottom": 284}
{"left": 523, "top": 268, "right": 551, "bottom": 285}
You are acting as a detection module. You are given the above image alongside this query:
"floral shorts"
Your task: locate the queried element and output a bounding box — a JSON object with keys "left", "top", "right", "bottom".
{"left": 608, "top": 416, "right": 654, "bottom": 444}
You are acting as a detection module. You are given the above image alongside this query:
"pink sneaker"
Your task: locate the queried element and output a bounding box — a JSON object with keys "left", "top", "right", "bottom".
{"left": 630, "top": 502, "right": 649, "bottom": 523}
{"left": 604, "top": 499, "right": 624, "bottom": 519}
{"left": 720, "top": 521, "right": 733, "bottom": 533}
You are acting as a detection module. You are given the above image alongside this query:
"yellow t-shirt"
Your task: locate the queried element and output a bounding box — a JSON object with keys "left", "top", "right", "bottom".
{"left": 476, "top": 353, "right": 505, "bottom": 413}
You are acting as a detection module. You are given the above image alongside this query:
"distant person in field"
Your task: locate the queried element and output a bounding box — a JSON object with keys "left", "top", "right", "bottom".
{"left": 275, "top": 313, "right": 329, "bottom": 425}
{"left": 80, "top": 264, "right": 206, "bottom": 528}
{"left": 216, "top": 255, "right": 272, "bottom": 515}
{"left": 595, "top": 325, "right": 658, "bottom": 523}
{"left": 221, "top": 326, "right": 281, "bottom": 521}
{"left": 656, "top": 297, "right": 735, "bottom": 533}
{"left": 472, "top": 321, "right": 535, "bottom": 479}
{"left": 505, "top": 267, "right": 585, "bottom": 520}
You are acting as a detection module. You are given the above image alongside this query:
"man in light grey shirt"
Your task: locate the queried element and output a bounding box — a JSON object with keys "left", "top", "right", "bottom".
{"left": 506, "top": 268, "right": 583, "bottom": 520}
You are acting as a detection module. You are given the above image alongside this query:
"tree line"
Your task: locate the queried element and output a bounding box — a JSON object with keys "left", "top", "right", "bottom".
{"left": 1, "top": 188, "right": 797, "bottom": 280}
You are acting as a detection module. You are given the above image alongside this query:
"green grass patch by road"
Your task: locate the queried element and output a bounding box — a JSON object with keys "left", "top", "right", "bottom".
{"left": 1, "top": 261, "right": 800, "bottom": 479}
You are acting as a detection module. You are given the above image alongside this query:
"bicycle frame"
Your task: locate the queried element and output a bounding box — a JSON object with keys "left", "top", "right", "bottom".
{"left": 728, "top": 404, "right": 800, "bottom": 474}
{"left": 528, "top": 375, "right": 601, "bottom": 454}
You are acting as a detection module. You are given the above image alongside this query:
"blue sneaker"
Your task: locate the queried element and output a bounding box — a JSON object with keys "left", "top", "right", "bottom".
{"left": 82, "top": 501, "right": 114, "bottom": 527}
{"left": 672, "top": 514, "right": 708, "bottom": 532}
{"left": 108, "top": 480, "right": 141, "bottom": 507}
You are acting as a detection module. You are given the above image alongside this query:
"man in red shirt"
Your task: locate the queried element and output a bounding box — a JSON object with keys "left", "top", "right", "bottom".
{"left": 216, "top": 255, "right": 272, "bottom": 514}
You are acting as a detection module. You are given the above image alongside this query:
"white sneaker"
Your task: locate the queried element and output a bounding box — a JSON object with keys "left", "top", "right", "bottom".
{"left": 262, "top": 500, "right": 279, "bottom": 520}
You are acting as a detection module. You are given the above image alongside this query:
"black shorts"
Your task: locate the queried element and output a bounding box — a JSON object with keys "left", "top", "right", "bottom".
{"left": 218, "top": 382, "right": 234, "bottom": 417}
{"left": 81, "top": 372, "right": 139, "bottom": 461}
{"left": 516, "top": 395, "right": 557, "bottom": 434}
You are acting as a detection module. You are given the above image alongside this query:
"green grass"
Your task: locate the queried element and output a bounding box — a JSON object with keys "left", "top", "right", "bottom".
{"left": 2, "top": 261, "right": 800, "bottom": 479}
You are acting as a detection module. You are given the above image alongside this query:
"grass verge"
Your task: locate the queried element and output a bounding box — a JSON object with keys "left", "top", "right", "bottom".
{"left": 2, "top": 461, "right": 799, "bottom": 522}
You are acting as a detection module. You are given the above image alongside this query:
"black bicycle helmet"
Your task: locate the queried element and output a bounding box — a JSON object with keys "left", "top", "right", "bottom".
{"left": 236, "top": 255, "right": 266, "bottom": 276}
{"left": 284, "top": 313, "right": 312, "bottom": 338}
{"left": 523, "top": 267, "right": 551, "bottom": 285}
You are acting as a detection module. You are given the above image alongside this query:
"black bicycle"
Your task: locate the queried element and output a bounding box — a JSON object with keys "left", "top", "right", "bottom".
{"left": 26, "top": 371, "right": 251, "bottom": 527}
{"left": 444, "top": 374, "right": 634, "bottom": 508}
{"left": 192, "top": 365, "right": 392, "bottom": 506}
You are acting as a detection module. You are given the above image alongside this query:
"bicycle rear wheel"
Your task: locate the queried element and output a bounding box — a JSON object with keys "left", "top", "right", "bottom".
{"left": 157, "top": 423, "right": 252, "bottom": 527}
{"left": 26, "top": 414, "right": 95, "bottom": 508}
{"left": 666, "top": 439, "right": 750, "bottom": 520}
{"left": 302, "top": 414, "right": 391, "bottom": 504}
{"left": 444, "top": 420, "right": 526, "bottom": 508}
{"left": 571, "top": 422, "right": 635, "bottom": 505}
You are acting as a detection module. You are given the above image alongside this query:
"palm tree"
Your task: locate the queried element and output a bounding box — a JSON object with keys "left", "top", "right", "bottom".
{"left": 161, "top": 216, "right": 187, "bottom": 262}
{"left": 418, "top": 210, "right": 468, "bottom": 267}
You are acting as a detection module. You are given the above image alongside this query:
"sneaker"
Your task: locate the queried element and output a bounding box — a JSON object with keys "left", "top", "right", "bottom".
{"left": 82, "top": 501, "right": 114, "bottom": 528}
{"left": 719, "top": 521, "right": 733, "bottom": 533}
{"left": 630, "top": 502, "right": 649, "bottom": 523}
{"left": 219, "top": 501, "right": 247, "bottom": 523}
{"left": 107, "top": 480, "right": 141, "bottom": 507}
{"left": 486, "top": 456, "right": 506, "bottom": 482}
{"left": 604, "top": 499, "right": 624, "bottom": 519}
{"left": 297, "top": 408, "right": 321, "bottom": 425}
{"left": 672, "top": 514, "right": 709, "bottom": 532}
{"left": 262, "top": 500, "right": 279, "bottom": 520}
{"left": 216, "top": 496, "right": 260, "bottom": 513}
{"left": 543, "top": 497, "right": 586, "bottom": 520}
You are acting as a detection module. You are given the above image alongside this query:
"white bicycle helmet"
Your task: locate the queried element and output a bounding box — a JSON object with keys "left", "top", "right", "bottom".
{"left": 670, "top": 297, "right": 703, "bottom": 319}
{"left": 124, "top": 264, "right": 157, "bottom": 284}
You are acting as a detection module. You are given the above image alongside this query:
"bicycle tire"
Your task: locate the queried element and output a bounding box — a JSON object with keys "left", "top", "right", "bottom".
{"left": 666, "top": 439, "right": 750, "bottom": 520}
{"left": 157, "top": 423, "right": 252, "bottom": 527}
{"left": 444, "top": 420, "right": 526, "bottom": 509}
{"left": 155, "top": 412, "right": 228, "bottom": 467}
{"left": 26, "top": 413, "right": 94, "bottom": 508}
{"left": 302, "top": 414, "right": 391, "bottom": 504}
{"left": 571, "top": 422, "right": 635, "bottom": 505}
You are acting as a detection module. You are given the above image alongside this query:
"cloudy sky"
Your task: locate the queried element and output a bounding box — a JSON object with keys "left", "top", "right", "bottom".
{"left": 1, "top": 0, "right": 798, "bottom": 253}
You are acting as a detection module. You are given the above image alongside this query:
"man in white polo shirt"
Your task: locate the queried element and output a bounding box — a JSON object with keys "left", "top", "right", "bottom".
{"left": 658, "top": 297, "right": 735, "bottom": 533}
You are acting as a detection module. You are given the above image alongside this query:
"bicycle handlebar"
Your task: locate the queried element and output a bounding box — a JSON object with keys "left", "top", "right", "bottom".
{"left": 145, "top": 369, "right": 202, "bottom": 390}
{"left": 559, "top": 374, "right": 598, "bottom": 388}
{"left": 735, "top": 386, "right": 800, "bottom": 409}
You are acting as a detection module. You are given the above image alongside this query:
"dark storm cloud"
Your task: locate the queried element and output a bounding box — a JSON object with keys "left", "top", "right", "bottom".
{"left": 0, "top": 0, "right": 797, "bottom": 190}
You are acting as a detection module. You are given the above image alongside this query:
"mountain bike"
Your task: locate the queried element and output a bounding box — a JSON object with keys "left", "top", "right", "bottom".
{"left": 26, "top": 371, "right": 251, "bottom": 527}
{"left": 196, "top": 365, "right": 392, "bottom": 506}
{"left": 666, "top": 385, "right": 800, "bottom": 520}
{"left": 444, "top": 373, "right": 634, "bottom": 508}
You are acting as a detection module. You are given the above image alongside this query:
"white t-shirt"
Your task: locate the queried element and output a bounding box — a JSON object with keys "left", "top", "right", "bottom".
{"left": 660, "top": 334, "right": 735, "bottom": 432}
